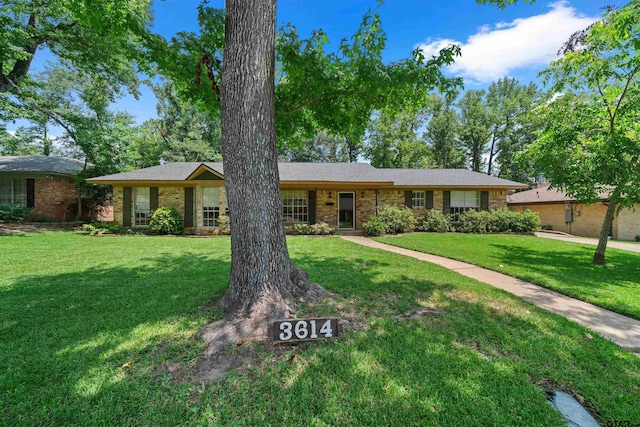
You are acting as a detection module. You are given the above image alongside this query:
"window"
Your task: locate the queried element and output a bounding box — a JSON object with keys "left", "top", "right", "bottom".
{"left": 0, "top": 178, "right": 27, "bottom": 206}
{"left": 133, "top": 187, "right": 151, "bottom": 226}
{"left": 412, "top": 191, "right": 425, "bottom": 208}
{"left": 282, "top": 190, "right": 308, "bottom": 224}
{"left": 202, "top": 187, "right": 221, "bottom": 227}
{"left": 450, "top": 191, "right": 480, "bottom": 221}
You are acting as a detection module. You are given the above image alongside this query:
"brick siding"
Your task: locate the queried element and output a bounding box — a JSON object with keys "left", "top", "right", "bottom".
{"left": 33, "top": 177, "right": 76, "bottom": 221}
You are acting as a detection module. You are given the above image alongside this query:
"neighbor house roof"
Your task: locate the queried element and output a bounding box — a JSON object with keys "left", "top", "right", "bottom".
{"left": 0, "top": 156, "right": 87, "bottom": 176}
{"left": 88, "top": 161, "right": 527, "bottom": 189}
{"left": 508, "top": 183, "right": 611, "bottom": 204}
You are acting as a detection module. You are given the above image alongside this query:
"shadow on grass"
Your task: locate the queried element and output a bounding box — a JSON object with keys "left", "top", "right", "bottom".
{"left": 2, "top": 236, "right": 639, "bottom": 425}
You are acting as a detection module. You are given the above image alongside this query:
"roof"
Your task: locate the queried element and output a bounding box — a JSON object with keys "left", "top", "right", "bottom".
{"left": 88, "top": 161, "right": 528, "bottom": 188}
{"left": 508, "top": 183, "right": 611, "bottom": 204}
{"left": 379, "top": 168, "right": 528, "bottom": 188}
{"left": 0, "top": 156, "right": 87, "bottom": 176}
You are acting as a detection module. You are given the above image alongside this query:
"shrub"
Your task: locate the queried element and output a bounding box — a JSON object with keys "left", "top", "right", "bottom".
{"left": 217, "top": 214, "right": 231, "bottom": 235}
{"left": 421, "top": 210, "right": 451, "bottom": 232}
{"left": 291, "top": 222, "right": 335, "bottom": 235}
{"left": 0, "top": 202, "right": 31, "bottom": 222}
{"left": 149, "top": 207, "right": 183, "bottom": 235}
{"left": 458, "top": 209, "right": 541, "bottom": 234}
{"left": 377, "top": 205, "right": 417, "bottom": 234}
{"left": 82, "top": 221, "right": 137, "bottom": 236}
{"left": 362, "top": 215, "right": 386, "bottom": 237}
{"left": 635, "top": 234, "right": 640, "bottom": 242}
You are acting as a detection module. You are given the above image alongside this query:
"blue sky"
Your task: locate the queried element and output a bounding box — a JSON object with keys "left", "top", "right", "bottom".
{"left": 18, "top": 0, "right": 607, "bottom": 128}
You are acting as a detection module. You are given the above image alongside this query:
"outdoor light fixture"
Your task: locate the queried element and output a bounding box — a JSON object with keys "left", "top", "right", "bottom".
{"left": 361, "top": 191, "right": 365, "bottom": 198}
{"left": 328, "top": 191, "right": 332, "bottom": 198}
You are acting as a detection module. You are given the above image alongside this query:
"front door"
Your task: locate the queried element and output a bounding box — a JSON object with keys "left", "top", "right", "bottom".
{"left": 338, "top": 192, "right": 355, "bottom": 230}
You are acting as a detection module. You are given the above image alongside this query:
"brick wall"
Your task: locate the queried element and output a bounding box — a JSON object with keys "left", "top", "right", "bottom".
{"left": 34, "top": 177, "right": 76, "bottom": 221}
{"left": 513, "top": 202, "right": 610, "bottom": 238}
{"left": 614, "top": 206, "right": 640, "bottom": 241}
{"left": 113, "top": 187, "right": 124, "bottom": 226}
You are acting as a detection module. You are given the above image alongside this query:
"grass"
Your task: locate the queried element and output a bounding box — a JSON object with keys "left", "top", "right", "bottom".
{"left": 375, "top": 233, "right": 640, "bottom": 320}
{"left": 0, "top": 231, "right": 638, "bottom": 426}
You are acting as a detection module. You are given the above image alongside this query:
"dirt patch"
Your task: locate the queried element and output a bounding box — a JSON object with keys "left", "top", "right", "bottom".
{"left": 0, "top": 222, "right": 80, "bottom": 235}
{"left": 392, "top": 307, "right": 445, "bottom": 320}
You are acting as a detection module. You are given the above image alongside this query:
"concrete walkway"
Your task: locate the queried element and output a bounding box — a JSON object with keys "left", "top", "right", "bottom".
{"left": 535, "top": 231, "right": 640, "bottom": 253}
{"left": 341, "top": 235, "right": 640, "bottom": 353}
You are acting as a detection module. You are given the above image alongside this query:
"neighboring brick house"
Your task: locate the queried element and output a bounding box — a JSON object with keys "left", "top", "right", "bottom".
{"left": 0, "top": 156, "right": 87, "bottom": 221}
{"left": 88, "top": 162, "right": 527, "bottom": 234}
{"left": 508, "top": 182, "right": 640, "bottom": 241}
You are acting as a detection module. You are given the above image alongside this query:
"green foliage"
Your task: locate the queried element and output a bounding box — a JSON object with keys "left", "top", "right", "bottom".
{"left": 635, "top": 234, "right": 640, "bottom": 242}
{"left": 526, "top": 2, "right": 640, "bottom": 263}
{"left": 362, "top": 215, "right": 387, "bottom": 237}
{"left": 366, "top": 205, "right": 417, "bottom": 235}
{"left": 458, "top": 209, "right": 541, "bottom": 234}
{"left": 457, "top": 90, "right": 490, "bottom": 172}
{"left": 0, "top": 202, "right": 30, "bottom": 222}
{"left": 81, "top": 221, "right": 138, "bottom": 236}
{"left": 424, "top": 93, "right": 466, "bottom": 168}
{"left": 149, "top": 207, "right": 184, "bottom": 235}
{"left": 421, "top": 209, "right": 451, "bottom": 232}
{"left": 290, "top": 222, "right": 335, "bottom": 235}
{"left": 364, "top": 109, "right": 431, "bottom": 168}
{"left": 217, "top": 214, "right": 231, "bottom": 235}
{"left": 279, "top": 130, "right": 350, "bottom": 162}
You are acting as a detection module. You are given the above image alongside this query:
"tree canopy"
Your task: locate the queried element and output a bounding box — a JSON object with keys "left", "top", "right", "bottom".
{"left": 525, "top": 0, "right": 640, "bottom": 264}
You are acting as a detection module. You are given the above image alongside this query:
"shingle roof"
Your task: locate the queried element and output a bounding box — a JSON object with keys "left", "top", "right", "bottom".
{"left": 379, "top": 168, "right": 528, "bottom": 188}
{"left": 0, "top": 156, "right": 87, "bottom": 175}
{"left": 88, "top": 161, "right": 528, "bottom": 188}
{"left": 508, "top": 184, "right": 611, "bottom": 204}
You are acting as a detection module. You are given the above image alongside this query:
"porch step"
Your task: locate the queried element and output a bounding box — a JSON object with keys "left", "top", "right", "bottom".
{"left": 338, "top": 230, "right": 364, "bottom": 236}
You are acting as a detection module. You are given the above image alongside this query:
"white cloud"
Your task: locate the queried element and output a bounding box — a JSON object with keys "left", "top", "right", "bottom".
{"left": 416, "top": 1, "right": 598, "bottom": 83}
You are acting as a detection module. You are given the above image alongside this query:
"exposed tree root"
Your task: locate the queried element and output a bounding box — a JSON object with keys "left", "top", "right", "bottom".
{"left": 195, "top": 269, "right": 333, "bottom": 383}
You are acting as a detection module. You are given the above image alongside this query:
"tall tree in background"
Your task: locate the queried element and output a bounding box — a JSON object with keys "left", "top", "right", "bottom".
{"left": 424, "top": 94, "right": 465, "bottom": 168}
{"left": 279, "top": 130, "right": 350, "bottom": 162}
{"left": 364, "top": 109, "right": 431, "bottom": 168}
{"left": 0, "top": 0, "right": 152, "bottom": 119}
{"left": 457, "top": 89, "right": 490, "bottom": 172}
{"left": 144, "top": 82, "right": 222, "bottom": 163}
{"left": 485, "top": 78, "right": 538, "bottom": 176}
{"left": 526, "top": 1, "right": 640, "bottom": 265}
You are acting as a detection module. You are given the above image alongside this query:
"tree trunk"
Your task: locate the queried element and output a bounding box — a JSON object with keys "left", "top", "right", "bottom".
{"left": 592, "top": 197, "right": 617, "bottom": 265}
{"left": 219, "top": 0, "right": 325, "bottom": 319}
{"left": 487, "top": 133, "right": 496, "bottom": 175}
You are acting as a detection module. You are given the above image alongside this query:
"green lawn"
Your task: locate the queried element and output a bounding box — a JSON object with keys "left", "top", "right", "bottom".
{"left": 1, "top": 232, "right": 639, "bottom": 426}
{"left": 375, "top": 233, "right": 640, "bottom": 320}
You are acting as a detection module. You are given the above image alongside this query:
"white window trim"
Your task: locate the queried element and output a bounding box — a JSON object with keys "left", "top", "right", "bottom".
{"left": 282, "top": 190, "right": 309, "bottom": 224}
{"left": 201, "top": 186, "right": 221, "bottom": 228}
{"left": 133, "top": 187, "right": 151, "bottom": 227}
{"left": 412, "top": 190, "right": 426, "bottom": 208}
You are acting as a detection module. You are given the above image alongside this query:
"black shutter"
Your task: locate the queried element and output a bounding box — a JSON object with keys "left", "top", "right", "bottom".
{"left": 426, "top": 191, "right": 434, "bottom": 210}
{"left": 405, "top": 191, "right": 413, "bottom": 208}
{"left": 150, "top": 187, "right": 159, "bottom": 212}
{"left": 308, "top": 190, "right": 316, "bottom": 224}
{"left": 184, "top": 187, "right": 194, "bottom": 227}
{"left": 26, "top": 179, "right": 35, "bottom": 208}
{"left": 481, "top": 191, "right": 489, "bottom": 211}
{"left": 443, "top": 191, "right": 450, "bottom": 214}
{"left": 123, "top": 187, "right": 132, "bottom": 227}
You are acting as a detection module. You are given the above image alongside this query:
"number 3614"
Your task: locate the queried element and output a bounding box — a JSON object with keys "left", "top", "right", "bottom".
{"left": 272, "top": 319, "right": 338, "bottom": 342}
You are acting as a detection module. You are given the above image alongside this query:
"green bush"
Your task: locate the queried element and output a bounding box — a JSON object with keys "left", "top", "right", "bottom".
{"left": 377, "top": 205, "right": 417, "bottom": 234}
{"left": 217, "top": 214, "right": 231, "bottom": 235}
{"left": 421, "top": 209, "right": 451, "bottom": 232}
{"left": 362, "top": 215, "right": 386, "bottom": 237}
{"left": 0, "top": 202, "right": 31, "bottom": 222}
{"left": 81, "top": 221, "right": 138, "bottom": 236}
{"left": 291, "top": 222, "right": 335, "bottom": 235}
{"left": 149, "top": 207, "right": 183, "bottom": 235}
{"left": 636, "top": 234, "right": 640, "bottom": 242}
{"left": 458, "top": 209, "right": 541, "bottom": 234}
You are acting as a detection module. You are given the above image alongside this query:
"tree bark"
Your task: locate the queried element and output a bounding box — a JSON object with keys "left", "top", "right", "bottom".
{"left": 218, "top": 0, "right": 325, "bottom": 319}
{"left": 592, "top": 196, "right": 617, "bottom": 265}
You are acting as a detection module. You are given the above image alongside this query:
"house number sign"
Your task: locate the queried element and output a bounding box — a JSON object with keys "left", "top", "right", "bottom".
{"left": 269, "top": 318, "right": 339, "bottom": 342}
